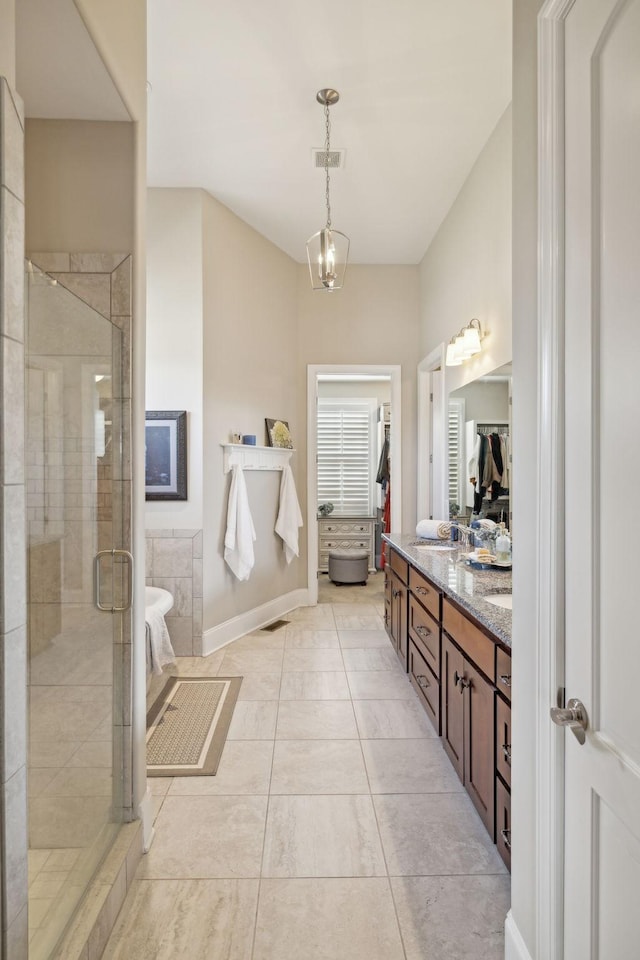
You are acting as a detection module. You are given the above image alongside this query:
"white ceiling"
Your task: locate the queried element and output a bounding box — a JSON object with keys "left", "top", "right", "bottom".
{"left": 148, "top": 0, "right": 512, "bottom": 264}
{"left": 16, "top": 1, "right": 512, "bottom": 266}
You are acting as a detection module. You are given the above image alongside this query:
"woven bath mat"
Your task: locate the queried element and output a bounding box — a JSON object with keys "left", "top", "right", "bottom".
{"left": 146, "top": 676, "right": 242, "bottom": 777}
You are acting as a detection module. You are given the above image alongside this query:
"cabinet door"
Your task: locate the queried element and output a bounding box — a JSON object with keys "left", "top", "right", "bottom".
{"left": 442, "top": 634, "right": 465, "bottom": 783}
{"left": 464, "top": 658, "right": 496, "bottom": 838}
{"left": 384, "top": 570, "right": 392, "bottom": 637}
{"left": 390, "top": 570, "right": 408, "bottom": 669}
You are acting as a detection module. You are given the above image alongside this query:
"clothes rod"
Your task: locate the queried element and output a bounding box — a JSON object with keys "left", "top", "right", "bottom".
{"left": 221, "top": 443, "right": 294, "bottom": 474}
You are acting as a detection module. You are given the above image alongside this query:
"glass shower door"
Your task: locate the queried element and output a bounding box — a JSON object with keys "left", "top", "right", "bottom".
{"left": 25, "top": 262, "right": 130, "bottom": 959}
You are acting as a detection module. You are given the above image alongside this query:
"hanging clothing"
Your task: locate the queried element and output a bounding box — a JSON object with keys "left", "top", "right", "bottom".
{"left": 275, "top": 465, "right": 303, "bottom": 564}
{"left": 224, "top": 464, "right": 256, "bottom": 581}
{"left": 376, "top": 436, "right": 390, "bottom": 488}
{"left": 469, "top": 431, "right": 509, "bottom": 513}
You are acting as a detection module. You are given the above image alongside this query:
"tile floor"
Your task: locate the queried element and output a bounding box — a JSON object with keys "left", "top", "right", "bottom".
{"left": 102, "top": 574, "right": 509, "bottom": 959}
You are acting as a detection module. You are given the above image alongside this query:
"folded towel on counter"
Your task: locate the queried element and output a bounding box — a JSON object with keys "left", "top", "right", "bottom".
{"left": 415, "top": 519, "right": 451, "bottom": 540}
{"left": 275, "top": 465, "right": 303, "bottom": 564}
{"left": 224, "top": 464, "right": 256, "bottom": 581}
{"left": 145, "top": 608, "right": 176, "bottom": 676}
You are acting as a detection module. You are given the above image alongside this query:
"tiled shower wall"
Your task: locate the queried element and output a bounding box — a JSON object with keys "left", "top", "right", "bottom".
{"left": 0, "top": 77, "right": 28, "bottom": 959}
{"left": 146, "top": 530, "right": 202, "bottom": 657}
{"left": 145, "top": 529, "right": 203, "bottom": 656}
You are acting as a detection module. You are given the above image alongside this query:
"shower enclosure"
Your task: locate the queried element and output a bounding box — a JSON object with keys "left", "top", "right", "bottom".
{"left": 25, "top": 257, "right": 132, "bottom": 960}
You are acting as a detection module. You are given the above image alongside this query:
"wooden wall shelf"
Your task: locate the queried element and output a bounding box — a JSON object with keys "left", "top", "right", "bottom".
{"left": 221, "top": 443, "right": 294, "bottom": 474}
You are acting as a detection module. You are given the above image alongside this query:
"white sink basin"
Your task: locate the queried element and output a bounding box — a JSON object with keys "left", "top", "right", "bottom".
{"left": 483, "top": 593, "right": 512, "bottom": 610}
{"left": 410, "top": 541, "right": 457, "bottom": 551}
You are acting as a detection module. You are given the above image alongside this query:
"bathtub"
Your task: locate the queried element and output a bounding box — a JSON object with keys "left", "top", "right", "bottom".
{"left": 144, "top": 587, "right": 175, "bottom": 685}
{"left": 145, "top": 585, "right": 174, "bottom": 618}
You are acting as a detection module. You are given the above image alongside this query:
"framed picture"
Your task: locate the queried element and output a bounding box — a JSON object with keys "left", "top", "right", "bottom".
{"left": 145, "top": 411, "right": 187, "bottom": 500}
{"left": 265, "top": 418, "right": 293, "bottom": 448}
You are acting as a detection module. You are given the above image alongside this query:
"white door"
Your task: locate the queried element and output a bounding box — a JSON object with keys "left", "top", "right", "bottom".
{"left": 561, "top": 0, "right": 640, "bottom": 956}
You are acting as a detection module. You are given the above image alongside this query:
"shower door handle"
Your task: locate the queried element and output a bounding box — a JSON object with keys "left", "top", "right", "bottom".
{"left": 94, "top": 549, "right": 134, "bottom": 612}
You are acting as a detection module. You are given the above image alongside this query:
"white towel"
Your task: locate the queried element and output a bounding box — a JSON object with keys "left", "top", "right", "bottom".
{"left": 224, "top": 464, "right": 256, "bottom": 580}
{"left": 275, "top": 465, "right": 303, "bottom": 564}
{"left": 416, "top": 519, "right": 451, "bottom": 540}
{"left": 145, "top": 608, "right": 175, "bottom": 676}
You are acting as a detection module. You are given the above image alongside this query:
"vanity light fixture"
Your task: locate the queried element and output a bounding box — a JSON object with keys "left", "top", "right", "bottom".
{"left": 306, "top": 89, "right": 349, "bottom": 291}
{"left": 445, "top": 318, "right": 484, "bottom": 366}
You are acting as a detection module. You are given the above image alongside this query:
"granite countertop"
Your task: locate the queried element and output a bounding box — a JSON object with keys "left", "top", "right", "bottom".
{"left": 383, "top": 532, "right": 512, "bottom": 648}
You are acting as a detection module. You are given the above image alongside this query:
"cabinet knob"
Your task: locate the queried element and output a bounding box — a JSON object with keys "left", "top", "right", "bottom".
{"left": 392, "top": 588, "right": 401, "bottom": 599}
{"left": 454, "top": 670, "right": 461, "bottom": 686}
{"left": 415, "top": 586, "right": 428, "bottom": 596}
{"left": 499, "top": 674, "right": 512, "bottom": 688}
{"left": 500, "top": 828, "right": 511, "bottom": 851}
{"left": 416, "top": 674, "right": 430, "bottom": 689}
{"left": 501, "top": 743, "right": 512, "bottom": 763}
{"left": 415, "top": 624, "right": 431, "bottom": 637}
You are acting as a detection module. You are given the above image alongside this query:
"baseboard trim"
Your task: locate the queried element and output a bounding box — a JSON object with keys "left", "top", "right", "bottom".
{"left": 202, "top": 588, "right": 310, "bottom": 656}
{"left": 505, "top": 911, "right": 534, "bottom": 960}
{"left": 138, "top": 787, "right": 156, "bottom": 853}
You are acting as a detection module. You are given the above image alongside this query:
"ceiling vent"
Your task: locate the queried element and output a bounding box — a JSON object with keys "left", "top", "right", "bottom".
{"left": 312, "top": 149, "right": 345, "bottom": 169}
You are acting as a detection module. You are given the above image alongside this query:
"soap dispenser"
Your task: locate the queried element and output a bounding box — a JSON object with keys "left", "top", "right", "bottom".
{"left": 495, "top": 524, "right": 511, "bottom": 564}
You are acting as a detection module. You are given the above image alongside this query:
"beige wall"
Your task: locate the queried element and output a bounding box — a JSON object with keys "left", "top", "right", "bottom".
{"left": 75, "top": 0, "right": 146, "bottom": 120}
{"left": 146, "top": 189, "right": 204, "bottom": 529}
{"left": 202, "top": 191, "right": 301, "bottom": 628}
{"left": 25, "top": 119, "right": 134, "bottom": 252}
{"left": 0, "top": 0, "right": 15, "bottom": 85}
{"left": 419, "top": 104, "right": 512, "bottom": 390}
{"left": 297, "top": 265, "right": 421, "bottom": 532}
{"left": 451, "top": 379, "right": 509, "bottom": 423}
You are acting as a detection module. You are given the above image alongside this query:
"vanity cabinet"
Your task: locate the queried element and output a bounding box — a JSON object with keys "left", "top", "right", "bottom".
{"left": 442, "top": 597, "right": 498, "bottom": 839}
{"left": 382, "top": 538, "right": 512, "bottom": 869}
{"left": 386, "top": 549, "right": 408, "bottom": 668}
{"left": 318, "top": 517, "right": 375, "bottom": 572}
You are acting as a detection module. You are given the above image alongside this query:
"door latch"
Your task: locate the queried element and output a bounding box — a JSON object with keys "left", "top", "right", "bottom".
{"left": 550, "top": 698, "right": 588, "bottom": 745}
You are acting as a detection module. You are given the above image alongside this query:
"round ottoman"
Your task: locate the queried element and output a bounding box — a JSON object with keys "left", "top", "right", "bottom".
{"left": 328, "top": 549, "right": 369, "bottom": 586}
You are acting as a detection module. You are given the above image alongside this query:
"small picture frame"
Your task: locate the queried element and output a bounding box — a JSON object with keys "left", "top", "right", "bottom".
{"left": 145, "top": 410, "right": 187, "bottom": 500}
{"left": 265, "top": 418, "right": 293, "bottom": 449}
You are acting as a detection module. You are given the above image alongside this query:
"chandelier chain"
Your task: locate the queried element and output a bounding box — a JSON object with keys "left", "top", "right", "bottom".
{"left": 324, "top": 102, "right": 332, "bottom": 229}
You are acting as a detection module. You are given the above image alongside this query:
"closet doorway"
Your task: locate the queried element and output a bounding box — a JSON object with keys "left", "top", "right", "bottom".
{"left": 306, "top": 365, "right": 402, "bottom": 604}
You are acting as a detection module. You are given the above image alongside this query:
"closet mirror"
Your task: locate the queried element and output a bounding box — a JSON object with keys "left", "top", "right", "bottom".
{"left": 447, "top": 362, "right": 512, "bottom": 528}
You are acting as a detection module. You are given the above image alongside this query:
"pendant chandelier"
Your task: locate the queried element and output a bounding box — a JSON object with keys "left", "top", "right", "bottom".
{"left": 306, "top": 89, "right": 349, "bottom": 291}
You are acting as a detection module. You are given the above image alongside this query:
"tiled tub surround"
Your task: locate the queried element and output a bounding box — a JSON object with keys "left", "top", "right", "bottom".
{"left": 1, "top": 76, "right": 29, "bottom": 960}
{"left": 145, "top": 530, "right": 203, "bottom": 657}
{"left": 102, "top": 579, "right": 509, "bottom": 960}
{"left": 382, "top": 533, "right": 512, "bottom": 645}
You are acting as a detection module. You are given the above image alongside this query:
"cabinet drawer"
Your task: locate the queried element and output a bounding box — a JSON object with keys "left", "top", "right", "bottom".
{"left": 496, "top": 647, "right": 512, "bottom": 703}
{"left": 409, "top": 567, "right": 441, "bottom": 621}
{"left": 319, "top": 520, "right": 372, "bottom": 534}
{"left": 389, "top": 548, "right": 408, "bottom": 584}
{"left": 408, "top": 595, "right": 440, "bottom": 678}
{"left": 409, "top": 641, "right": 440, "bottom": 734}
{"left": 442, "top": 598, "right": 495, "bottom": 683}
{"left": 496, "top": 776, "right": 511, "bottom": 871}
{"left": 496, "top": 693, "right": 511, "bottom": 788}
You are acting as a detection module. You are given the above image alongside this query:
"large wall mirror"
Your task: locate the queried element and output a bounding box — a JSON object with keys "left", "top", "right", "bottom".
{"left": 447, "top": 362, "right": 512, "bottom": 528}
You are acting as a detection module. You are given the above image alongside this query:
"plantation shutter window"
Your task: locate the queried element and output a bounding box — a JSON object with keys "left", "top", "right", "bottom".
{"left": 317, "top": 399, "right": 376, "bottom": 515}
{"left": 448, "top": 398, "right": 465, "bottom": 515}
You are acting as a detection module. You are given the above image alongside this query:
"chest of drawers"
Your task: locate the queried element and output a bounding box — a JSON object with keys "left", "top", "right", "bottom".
{"left": 317, "top": 517, "right": 376, "bottom": 572}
